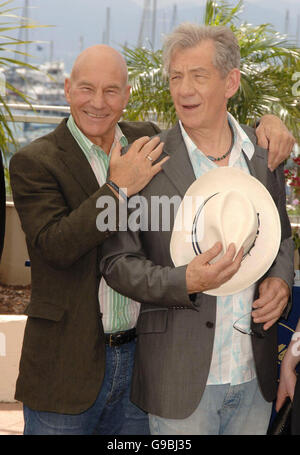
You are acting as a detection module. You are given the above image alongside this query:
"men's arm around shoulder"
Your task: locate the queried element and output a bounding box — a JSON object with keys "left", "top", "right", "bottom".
{"left": 99, "top": 226, "right": 196, "bottom": 310}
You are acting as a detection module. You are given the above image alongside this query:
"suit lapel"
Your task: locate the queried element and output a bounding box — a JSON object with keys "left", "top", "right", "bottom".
{"left": 244, "top": 147, "right": 268, "bottom": 186}
{"left": 54, "top": 119, "right": 100, "bottom": 197}
{"left": 161, "top": 122, "right": 196, "bottom": 198}
{"left": 240, "top": 125, "right": 269, "bottom": 186}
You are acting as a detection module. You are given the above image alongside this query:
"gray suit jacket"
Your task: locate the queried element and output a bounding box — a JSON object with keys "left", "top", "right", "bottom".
{"left": 100, "top": 122, "right": 294, "bottom": 419}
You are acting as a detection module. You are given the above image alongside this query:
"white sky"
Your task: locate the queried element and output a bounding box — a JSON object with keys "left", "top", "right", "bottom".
{"left": 131, "top": 0, "right": 211, "bottom": 5}
{"left": 131, "top": 0, "right": 300, "bottom": 11}
{"left": 131, "top": 0, "right": 297, "bottom": 5}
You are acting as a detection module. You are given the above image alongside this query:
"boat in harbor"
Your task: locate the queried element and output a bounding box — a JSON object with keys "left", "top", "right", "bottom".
{"left": 4, "top": 60, "right": 69, "bottom": 107}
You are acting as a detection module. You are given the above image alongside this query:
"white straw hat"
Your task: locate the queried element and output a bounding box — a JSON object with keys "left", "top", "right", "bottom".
{"left": 170, "top": 167, "right": 281, "bottom": 296}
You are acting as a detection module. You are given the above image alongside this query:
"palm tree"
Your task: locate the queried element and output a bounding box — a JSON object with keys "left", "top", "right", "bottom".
{"left": 124, "top": 46, "right": 174, "bottom": 127}
{"left": 123, "top": 0, "right": 300, "bottom": 142}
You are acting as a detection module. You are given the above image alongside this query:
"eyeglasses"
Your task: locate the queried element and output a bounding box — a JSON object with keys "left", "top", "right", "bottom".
{"left": 233, "top": 311, "right": 265, "bottom": 338}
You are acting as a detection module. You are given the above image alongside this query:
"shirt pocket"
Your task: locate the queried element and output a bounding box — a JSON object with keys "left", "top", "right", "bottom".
{"left": 136, "top": 308, "right": 168, "bottom": 335}
{"left": 24, "top": 300, "right": 65, "bottom": 322}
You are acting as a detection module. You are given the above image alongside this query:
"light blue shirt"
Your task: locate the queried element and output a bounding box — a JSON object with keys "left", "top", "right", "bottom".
{"left": 180, "top": 113, "right": 257, "bottom": 385}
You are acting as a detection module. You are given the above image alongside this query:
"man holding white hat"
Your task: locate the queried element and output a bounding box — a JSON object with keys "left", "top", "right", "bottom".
{"left": 100, "top": 24, "right": 294, "bottom": 435}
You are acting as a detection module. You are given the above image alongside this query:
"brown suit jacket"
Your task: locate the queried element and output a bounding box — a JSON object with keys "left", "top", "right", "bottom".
{"left": 100, "top": 122, "right": 294, "bottom": 419}
{"left": 0, "top": 150, "right": 5, "bottom": 260}
{"left": 9, "top": 118, "right": 161, "bottom": 414}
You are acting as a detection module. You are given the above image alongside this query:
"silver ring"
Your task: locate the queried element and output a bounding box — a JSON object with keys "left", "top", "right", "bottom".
{"left": 146, "top": 155, "right": 153, "bottom": 162}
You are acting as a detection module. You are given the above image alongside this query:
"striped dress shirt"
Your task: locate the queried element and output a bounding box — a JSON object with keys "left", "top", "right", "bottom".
{"left": 67, "top": 115, "right": 141, "bottom": 333}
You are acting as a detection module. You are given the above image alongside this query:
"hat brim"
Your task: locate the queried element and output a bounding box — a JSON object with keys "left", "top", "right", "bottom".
{"left": 170, "top": 167, "right": 281, "bottom": 296}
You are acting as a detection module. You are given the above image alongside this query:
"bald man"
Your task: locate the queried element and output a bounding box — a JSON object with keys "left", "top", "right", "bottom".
{"left": 9, "top": 45, "right": 168, "bottom": 435}
{"left": 9, "top": 44, "right": 295, "bottom": 435}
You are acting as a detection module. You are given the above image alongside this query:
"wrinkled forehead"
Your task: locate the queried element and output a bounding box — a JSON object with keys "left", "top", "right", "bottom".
{"left": 169, "top": 41, "right": 217, "bottom": 73}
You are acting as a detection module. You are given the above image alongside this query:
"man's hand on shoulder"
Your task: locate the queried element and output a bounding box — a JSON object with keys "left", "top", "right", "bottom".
{"left": 108, "top": 136, "right": 169, "bottom": 197}
{"left": 255, "top": 114, "right": 296, "bottom": 171}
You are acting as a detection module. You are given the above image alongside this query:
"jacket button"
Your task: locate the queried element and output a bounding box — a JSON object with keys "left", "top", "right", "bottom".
{"left": 206, "top": 321, "right": 214, "bottom": 329}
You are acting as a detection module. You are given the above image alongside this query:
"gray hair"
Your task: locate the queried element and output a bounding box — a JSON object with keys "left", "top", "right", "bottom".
{"left": 162, "top": 23, "right": 240, "bottom": 78}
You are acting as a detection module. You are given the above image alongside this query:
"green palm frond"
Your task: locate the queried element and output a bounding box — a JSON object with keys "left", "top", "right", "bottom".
{"left": 203, "top": 0, "right": 244, "bottom": 26}
{"left": 124, "top": 46, "right": 176, "bottom": 127}
{"left": 0, "top": 0, "right": 49, "bottom": 160}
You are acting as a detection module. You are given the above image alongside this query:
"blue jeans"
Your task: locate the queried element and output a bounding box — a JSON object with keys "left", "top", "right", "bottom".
{"left": 23, "top": 340, "right": 149, "bottom": 435}
{"left": 150, "top": 378, "right": 272, "bottom": 435}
